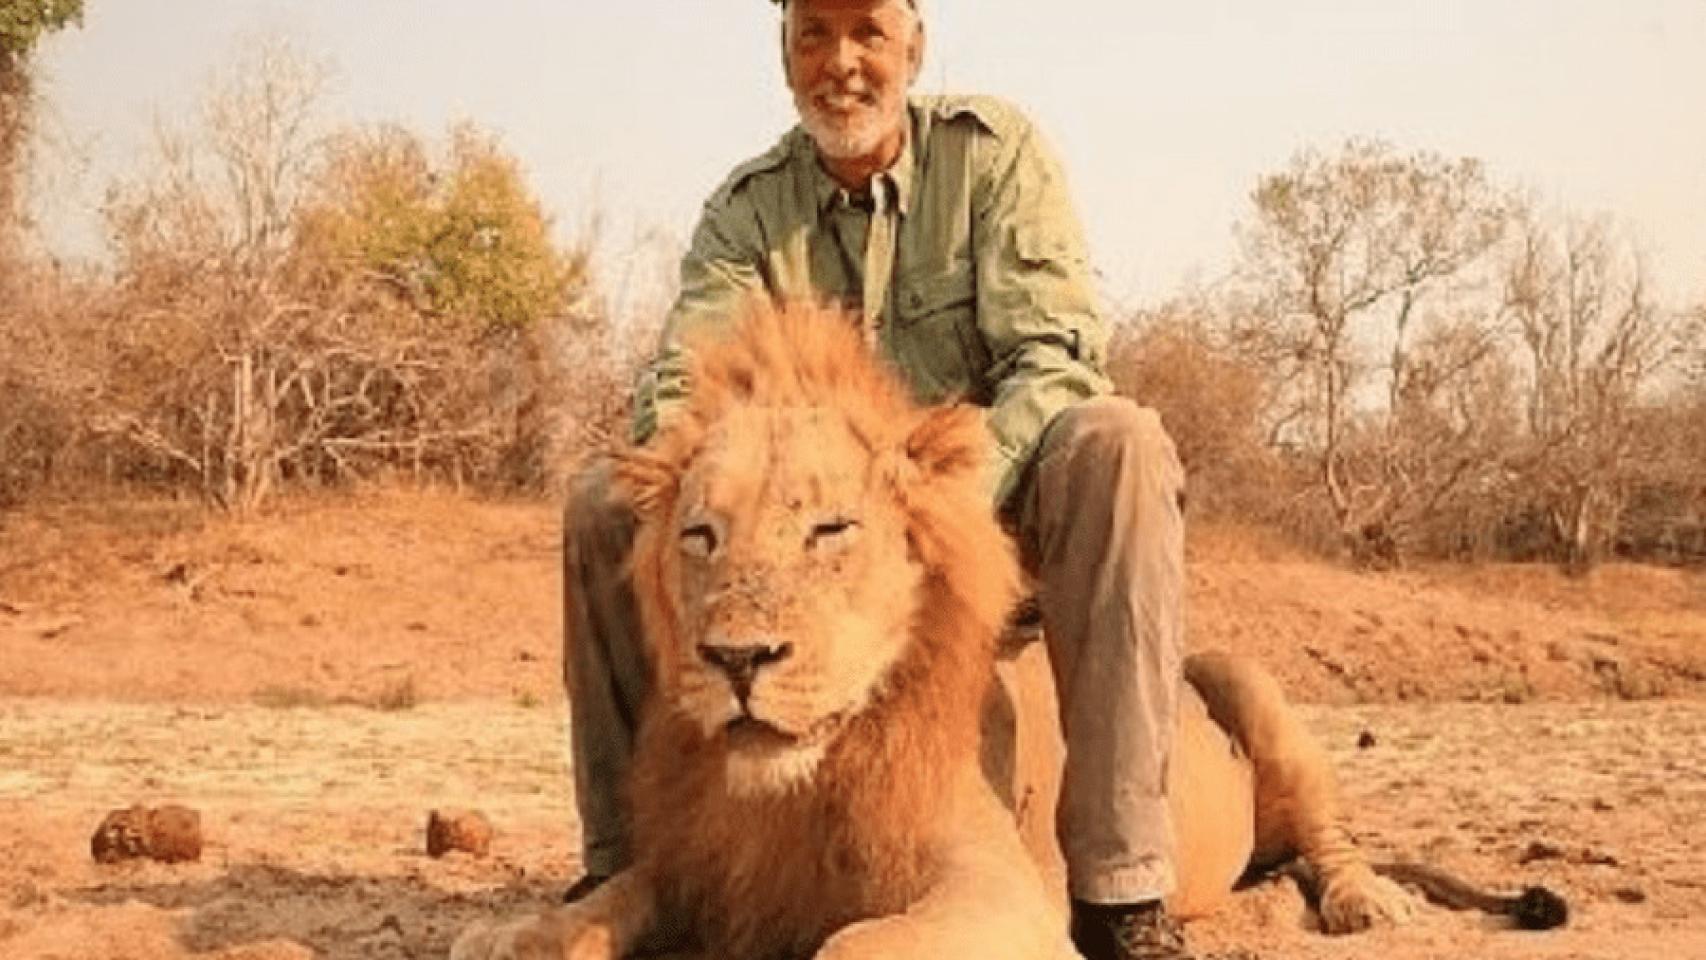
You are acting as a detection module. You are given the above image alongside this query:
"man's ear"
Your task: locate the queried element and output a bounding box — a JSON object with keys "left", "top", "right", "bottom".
{"left": 906, "top": 17, "right": 926, "bottom": 85}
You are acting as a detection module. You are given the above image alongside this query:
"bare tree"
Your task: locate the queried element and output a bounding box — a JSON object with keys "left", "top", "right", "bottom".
{"left": 1234, "top": 140, "right": 1511, "bottom": 562}
{"left": 1501, "top": 212, "right": 1679, "bottom": 570}
{"left": 97, "top": 39, "right": 332, "bottom": 509}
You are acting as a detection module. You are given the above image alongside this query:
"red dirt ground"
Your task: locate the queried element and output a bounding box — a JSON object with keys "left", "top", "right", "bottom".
{"left": 2, "top": 490, "right": 1703, "bottom": 959}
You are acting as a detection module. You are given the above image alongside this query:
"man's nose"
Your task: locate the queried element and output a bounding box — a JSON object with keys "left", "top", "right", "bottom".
{"left": 825, "top": 36, "right": 860, "bottom": 77}
{"left": 697, "top": 640, "right": 794, "bottom": 697}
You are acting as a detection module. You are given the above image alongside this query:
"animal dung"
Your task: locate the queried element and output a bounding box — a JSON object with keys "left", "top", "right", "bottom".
{"left": 426, "top": 808, "right": 493, "bottom": 858}
{"left": 90, "top": 804, "right": 203, "bottom": 864}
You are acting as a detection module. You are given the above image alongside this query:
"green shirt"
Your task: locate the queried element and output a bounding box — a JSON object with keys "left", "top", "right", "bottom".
{"left": 633, "top": 94, "right": 1112, "bottom": 506}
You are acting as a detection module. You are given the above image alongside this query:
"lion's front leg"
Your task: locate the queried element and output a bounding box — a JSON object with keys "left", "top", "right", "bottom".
{"left": 815, "top": 794, "right": 1079, "bottom": 960}
{"left": 815, "top": 896, "right": 1079, "bottom": 960}
{"left": 1303, "top": 829, "right": 1416, "bottom": 935}
{"left": 450, "top": 869, "right": 657, "bottom": 960}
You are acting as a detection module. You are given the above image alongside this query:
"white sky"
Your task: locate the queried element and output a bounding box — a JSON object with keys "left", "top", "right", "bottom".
{"left": 27, "top": 0, "right": 1706, "bottom": 309}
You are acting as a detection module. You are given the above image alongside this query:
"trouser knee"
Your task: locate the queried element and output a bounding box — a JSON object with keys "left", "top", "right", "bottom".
{"left": 564, "top": 462, "right": 636, "bottom": 563}
{"left": 1040, "top": 397, "right": 1184, "bottom": 515}
{"left": 1052, "top": 397, "right": 1177, "bottom": 471}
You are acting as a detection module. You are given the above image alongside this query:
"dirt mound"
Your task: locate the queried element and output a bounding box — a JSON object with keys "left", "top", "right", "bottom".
{"left": 1189, "top": 556, "right": 1705, "bottom": 704}
{"left": 2, "top": 491, "right": 1700, "bottom": 705}
{"left": 0, "top": 491, "right": 562, "bottom": 706}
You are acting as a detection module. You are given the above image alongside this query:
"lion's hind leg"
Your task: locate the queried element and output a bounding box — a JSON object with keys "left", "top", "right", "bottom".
{"left": 1185, "top": 652, "right": 1415, "bottom": 935}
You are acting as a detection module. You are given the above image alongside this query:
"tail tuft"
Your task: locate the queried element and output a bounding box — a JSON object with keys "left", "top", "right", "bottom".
{"left": 1513, "top": 886, "right": 1568, "bottom": 930}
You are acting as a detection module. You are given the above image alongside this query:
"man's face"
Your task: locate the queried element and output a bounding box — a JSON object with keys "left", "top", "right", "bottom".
{"left": 784, "top": 0, "right": 922, "bottom": 163}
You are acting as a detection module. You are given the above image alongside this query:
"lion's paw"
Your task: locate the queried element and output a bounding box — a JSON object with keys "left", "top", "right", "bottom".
{"left": 1319, "top": 871, "right": 1417, "bottom": 935}
{"left": 448, "top": 913, "right": 617, "bottom": 960}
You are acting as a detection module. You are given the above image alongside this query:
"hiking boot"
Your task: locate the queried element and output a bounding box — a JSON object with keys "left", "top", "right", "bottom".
{"left": 1070, "top": 899, "right": 1196, "bottom": 960}
{"left": 560, "top": 872, "right": 608, "bottom": 904}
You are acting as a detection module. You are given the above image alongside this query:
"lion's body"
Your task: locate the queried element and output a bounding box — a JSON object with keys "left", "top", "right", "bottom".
{"left": 996, "top": 643, "right": 1414, "bottom": 934}
{"left": 452, "top": 303, "right": 1413, "bottom": 960}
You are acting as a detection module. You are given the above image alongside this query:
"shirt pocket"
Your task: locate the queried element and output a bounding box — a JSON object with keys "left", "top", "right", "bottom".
{"left": 1012, "top": 216, "right": 1085, "bottom": 274}
{"left": 891, "top": 266, "right": 987, "bottom": 404}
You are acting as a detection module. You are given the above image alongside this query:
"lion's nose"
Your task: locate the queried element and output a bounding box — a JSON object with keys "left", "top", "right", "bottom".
{"left": 697, "top": 640, "right": 793, "bottom": 695}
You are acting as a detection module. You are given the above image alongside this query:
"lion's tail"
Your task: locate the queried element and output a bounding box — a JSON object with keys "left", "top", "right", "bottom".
{"left": 1372, "top": 861, "right": 1568, "bottom": 930}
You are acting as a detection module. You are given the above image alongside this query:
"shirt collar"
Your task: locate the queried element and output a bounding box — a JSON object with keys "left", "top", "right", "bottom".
{"left": 804, "top": 104, "right": 917, "bottom": 220}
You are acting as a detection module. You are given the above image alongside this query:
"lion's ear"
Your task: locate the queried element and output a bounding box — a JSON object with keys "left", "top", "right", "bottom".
{"left": 904, "top": 404, "right": 987, "bottom": 484}
{"left": 610, "top": 445, "right": 679, "bottom": 518}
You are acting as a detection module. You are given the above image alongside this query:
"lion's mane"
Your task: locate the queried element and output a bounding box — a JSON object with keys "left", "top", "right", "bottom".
{"left": 613, "top": 302, "right": 1022, "bottom": 958}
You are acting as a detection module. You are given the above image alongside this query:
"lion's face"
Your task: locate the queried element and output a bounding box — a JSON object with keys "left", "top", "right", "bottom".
{"left": 615, "top": 304, "right": 1011, "bottom": 799}
{"left": 656, "top": 403, "right": 923, "bottom": 793}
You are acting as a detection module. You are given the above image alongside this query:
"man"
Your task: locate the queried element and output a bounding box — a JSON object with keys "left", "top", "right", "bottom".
{"left": 562, "top": 1, "right": 1190, "bottom": 958}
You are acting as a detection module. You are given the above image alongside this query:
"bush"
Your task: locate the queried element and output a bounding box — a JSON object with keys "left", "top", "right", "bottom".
{"left": 1106, "top": 305, "right": 1292, "bottom": 524}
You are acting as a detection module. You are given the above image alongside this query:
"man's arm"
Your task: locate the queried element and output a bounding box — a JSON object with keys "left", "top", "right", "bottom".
{"left": 972, "top": 115, "right": 1113, "bottom": 507}
{"left": 631, "top": 196, "right": 769, "bottom": 444}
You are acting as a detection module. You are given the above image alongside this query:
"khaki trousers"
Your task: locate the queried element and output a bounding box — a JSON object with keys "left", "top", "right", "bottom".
{"left": 563, "top": 395, "right": 1185, "bottom": 904}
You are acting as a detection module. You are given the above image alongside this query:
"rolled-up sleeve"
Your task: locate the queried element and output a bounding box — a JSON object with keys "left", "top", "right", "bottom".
{"left": 973, "top": 119, "right": 1112, "bottom": 506}
{"left": 631, "top": 197, "right": 768, "bottom": 444}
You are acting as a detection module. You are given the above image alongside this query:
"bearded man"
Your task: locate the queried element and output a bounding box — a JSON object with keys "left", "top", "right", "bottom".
{"left": 561, "top": 2, "right": 1190, "bottom": 958}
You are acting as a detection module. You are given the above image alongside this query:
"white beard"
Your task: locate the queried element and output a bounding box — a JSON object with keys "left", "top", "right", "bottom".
{"left": 795, "top": 87, "right": 907, "bottom": 161}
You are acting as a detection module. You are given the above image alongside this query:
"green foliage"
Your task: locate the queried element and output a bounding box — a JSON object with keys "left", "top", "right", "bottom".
{"left": 296, "top": 121, "right": 587, "bottom": 336}
{"left": 0, "top": 0, "right": 83, "bottom": 60}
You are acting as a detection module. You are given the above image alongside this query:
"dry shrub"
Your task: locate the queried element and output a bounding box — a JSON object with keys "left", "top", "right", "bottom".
{"left": 1613, "top": 394, "right": 1706, "bottom": 565}
{"left": 0, "top": 265, "right": 107, "bottom": 506}
{"left": 5, "top": 38, "right": 624, "bottom": 510}
{"left": 1106, "top": 305, "right": 1288, "bottom": 523}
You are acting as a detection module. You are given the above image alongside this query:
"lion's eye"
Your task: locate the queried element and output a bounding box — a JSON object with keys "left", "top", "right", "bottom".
{"left": 681, "top": 523, "right": 719, "bottom": 558}
{"left": 806, "top": 518, "right": 860, "bottom": 551}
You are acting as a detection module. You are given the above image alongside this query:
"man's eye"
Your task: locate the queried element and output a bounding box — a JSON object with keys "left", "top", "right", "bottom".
{"left": 681, "top": 524, "right": 719, "bottom": 558}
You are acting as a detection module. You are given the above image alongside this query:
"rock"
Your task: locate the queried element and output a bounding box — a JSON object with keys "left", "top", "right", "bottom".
{"left": 91, "top": 804, "right": 202, "bottom": 864}
{"left": 427, "top": 808, "right": 492, "bottom": 858}
{"left": 1357, "top": 729, "right": 1378, "bottom": 749}
{"left": 27, "top": 614, "right": 84, "bottom": 639}
{"left": 145, "top": 804, "right": 203, "bottom": 862}
{"left": 91, "top": 807, "right": 150, "bottom": 863}
{"left": 1518, "top": 839, "right": 1565, "bottom": 864}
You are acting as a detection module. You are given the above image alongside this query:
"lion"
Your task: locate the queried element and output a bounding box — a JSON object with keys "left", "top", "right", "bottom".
{"left": 452, "top": 302, "right": 1564, "bottom": 960}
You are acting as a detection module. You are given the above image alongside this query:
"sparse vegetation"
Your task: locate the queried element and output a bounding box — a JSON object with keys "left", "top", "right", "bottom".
{"left": 371, "top": 675, "right": 419, "bottom": 712}
{"left": 2, "top": 38, "right": 630, "bottom": 513}
{"left": 252, "top": 684, "right": 334, "bottom": 710}
{"left": 0, "top": 35, "right": 1699, "bottom": 575}
{"left": 1112, "top": 141, "right": 1699, "bottom": 572}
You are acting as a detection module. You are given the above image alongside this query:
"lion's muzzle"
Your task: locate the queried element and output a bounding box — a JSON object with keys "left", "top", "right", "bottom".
{"left": 696, "top": 638, "right": 794, "bottom": 703}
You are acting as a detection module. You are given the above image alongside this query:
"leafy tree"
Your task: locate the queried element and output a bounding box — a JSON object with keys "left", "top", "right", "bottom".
{"left": 0, "top": 0, "right": 82, "bottom": 57}
{"left": 1, "top": 0, "right": 83, "bottom": 250}
{"left": 295, "top": 121, "right": 587, "bottom": 336}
